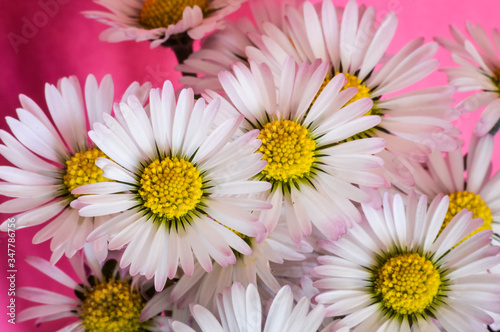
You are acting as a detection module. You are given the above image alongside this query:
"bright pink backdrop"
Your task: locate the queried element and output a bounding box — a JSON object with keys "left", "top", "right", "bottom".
{"left": 1, "top": 0, "right": 499, "bottom": 331}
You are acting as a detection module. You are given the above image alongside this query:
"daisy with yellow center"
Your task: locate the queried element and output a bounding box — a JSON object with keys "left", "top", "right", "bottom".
{"left": 257, "top": 120, "right": 316, "bottom": 183}
{"left": 314, "top": 192, "right": 500, "bottom": 331}
{"left": 63, "top": 148, "right": 113, "bottom": 197}
{"left": 205, "top": 57, "right": 385, "bottom": 242}
{"left": 139, "top": 0, "right": 208, "bottom": 29}
{"left": 395, "top": 133, "right": 500, "bottom": 245}
{"left": 74, "top": 81, "right": 270, "bottom": 291}
{"left": 17, "top": 247, "right": 174, "bottom": 331}
{"left": 441, "top": 191, "right": 493, "bottom": 242}
{"left": 336, "top": 72, "right": 372, "bottom": 107}
{"left": 0, "top": 74, "right": 148, "bottom": 264}
{"left": 438, "top": 23, "right": 500, "bottom": 136}
{"left": 138, "top": 157, "right": 203, "bottom": 220}
{"left": 373, "top": 253, "right": 442, "bottom": 316}
{"left": 80, "top": 278, "right": 146, "bottom": 332}
{"left": 85, "top": 0, "right": 246, "bottom": 48}
{"left": 191, "top": 0, "right": 458, "bottom": 187}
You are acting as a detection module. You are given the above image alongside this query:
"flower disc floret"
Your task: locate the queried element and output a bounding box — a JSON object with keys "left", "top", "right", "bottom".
{"left": 257, "top": 120, "right": 316, "bottom": 183}
{"left": 374, "top": 253, "right": 441, "bottom": 316}
{"left": 63, "top": 148, "right": 112, "bottom": 197}
{"left": 80, "top": 279, "right": 145, "bottom": 332}
{"left": 338, "top": 72, "right": 371, "bottom": 108}
{"left": 441, "top": 191, "right": 493, "bottom": 240}
{"left": 140, "top": 0, "right": 209, "bottom": 29}
{"left": 139, "top": 157, "right": 203, "bottom": 219}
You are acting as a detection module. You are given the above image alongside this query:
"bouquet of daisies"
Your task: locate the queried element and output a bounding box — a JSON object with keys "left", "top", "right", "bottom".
{"left": 2, "top": 0, "right": 500, "bottom": 331}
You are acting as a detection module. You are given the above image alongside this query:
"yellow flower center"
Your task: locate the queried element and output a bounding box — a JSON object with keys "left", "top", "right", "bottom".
{"left": 139, "top": 0, "right": 209, "bottom": 29}
{"left": 139, "top": 157, "right": 203, "bottom": 219}
{"left": 311, "top": 73, "right": 372, "bottom": 115}
{"left": 441, "top": 191, "right": 493, "bottom": 242}
{"left": 257, "top": 120, "right": 316, "bottom": 183}
{"left": 374, "top": 253, "right": 441, "bottom": 316}
{"left": 81, "top": 279, "right": 146, "bottom": 332}
{"left": 338, "top": 72, "right": 371, "bottom": 110}
{"left": 63, "top": 148, "right": 112, "bottom": 197}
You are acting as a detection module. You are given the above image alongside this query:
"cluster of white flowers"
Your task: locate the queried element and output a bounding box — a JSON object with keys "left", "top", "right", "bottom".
{"left": 2, "top": 0, "right": 500, "bottom": 331}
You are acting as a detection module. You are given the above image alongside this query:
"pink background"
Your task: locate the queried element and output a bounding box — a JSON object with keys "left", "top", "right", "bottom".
{"left": 1, "top": 0, "right": 499, "bottom": 331}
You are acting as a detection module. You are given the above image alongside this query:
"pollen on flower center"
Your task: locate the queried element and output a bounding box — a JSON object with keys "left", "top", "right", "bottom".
{"left": 338, "top": 72, "right": 371, "bottom": 110}
{"left": 63, "top": 148, "right": 112, "bottom": 197}
{"left": 140, "top": 0, "right": 209, "bottom": 29}
{"left": 80, "top": 279, "right": 145, "bottom": 332}
{"left": 374, "top": 253, "right": 441, "bottom": 316}
{"left": 257, "top": 120, "right": 316, "bottom": 183}
{"left": 441, "top": 191, "right": 493, "bottom": 241}
{"left": 139, "top": 157, "right": 203, "bottom": 219}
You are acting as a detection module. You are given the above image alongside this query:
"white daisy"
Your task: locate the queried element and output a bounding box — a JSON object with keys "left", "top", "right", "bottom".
{"left": 0, "top": 75, "right": 149, "bottom": 264}
{"left": 437, "top": 22, "right": 500, "bottom": 136}
{"left": 169, "top": 282, "right": 327, "bottom": 332}
{"left": 270, "top": 255, "right": 319, "bottom": 302}
{"left": 17, "top": 246, "right": 174, "bottom": 332}
{"left": 170, "top": 220, "right": 313, "bottom": 312}
{"left": 84, "top": 0, "right": 247, "bottom": 49}
{"left": 313, "top": 192, "right": 500, "bottom": 331}
{"left": 74, "top": 80, "right": 270, "bottom": 291}
{"left": 205, "top": 57, "right": 386, "bottom": 242}
{"left": 393, "top": 133, "right": 500, "bottom": 245}
{"left": 244, "top": 0, "right": 460, "bottom": 186}
{"left": 176, "top": 0, "right": 296, "bottom": 93}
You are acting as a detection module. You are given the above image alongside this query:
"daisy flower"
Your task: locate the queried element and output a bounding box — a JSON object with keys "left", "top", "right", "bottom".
{"left": 244, "top": 0, "right": 460, "bottom": 186}
{"left": 437, "top": 23, "right": 500, "bottom": 136}
{"left": 0, "top": 74, "right": 149, "bottom": 264}
{"left": 205, "top": 57, "right": 386, "bottom": 242}
{"left": 170, "top": 220, "right": 313, "bottom": 312}
{"left": 17, "top": 247, "right": 174, "bottom": 332}
{"left": 74, "top": 80, "right": 270, "bottom": 291}
{"left": 313, "top": 192, "right": 500, "bottom": 331}
{"left": 176, "top": 0, "right": 297, "bottom": 93}
{"left": 270, "top": 255, "right": 319, "bottom": 301}
{"left": 393, "top": 133, "right": 500, "bottom": 245}
{"left": 84, "top": 0, "right": 247, "bottom": 49}
{"left": 169, "top": 282, "right": 327, "bottom": 332}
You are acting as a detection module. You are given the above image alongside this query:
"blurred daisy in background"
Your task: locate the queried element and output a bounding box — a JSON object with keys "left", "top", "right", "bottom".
{"left": 314, "top": 192, "right": 500, "bottom": 331}
{"left": 0, "top": 75, "right": 149, "bottom": 263}
{"left": 393, "top": 133, "right": 500, "bottom": 245}
{"left": 205, "top": 57, "right": 386, "bottom": 242}
{"left": 170, "top": 220, "right": 313, "bottom": 312}
{"left": 17, "top": 246, "right": 174, "bottom": 332}
{"left": 84, "top": 0, "right": 247, "bottom": 50}
{"left": 244, "top": 0, "right": 460, "bottom": 187}
{"left": 74, "top": 80, "right": 270, "bottom": 291}
{"left": 169, "top": 282, "right": 327, "bottom": 332}
{"left": 437, "top": 23, "right": 500, "bottom": 136}
{"left": 176, "top": 0, "right": 299, "bottom": 92}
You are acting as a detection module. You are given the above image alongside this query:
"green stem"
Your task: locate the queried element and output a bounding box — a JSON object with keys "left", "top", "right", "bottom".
{"left": 162, "top": 33, "right": 197, "bottom": 77}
